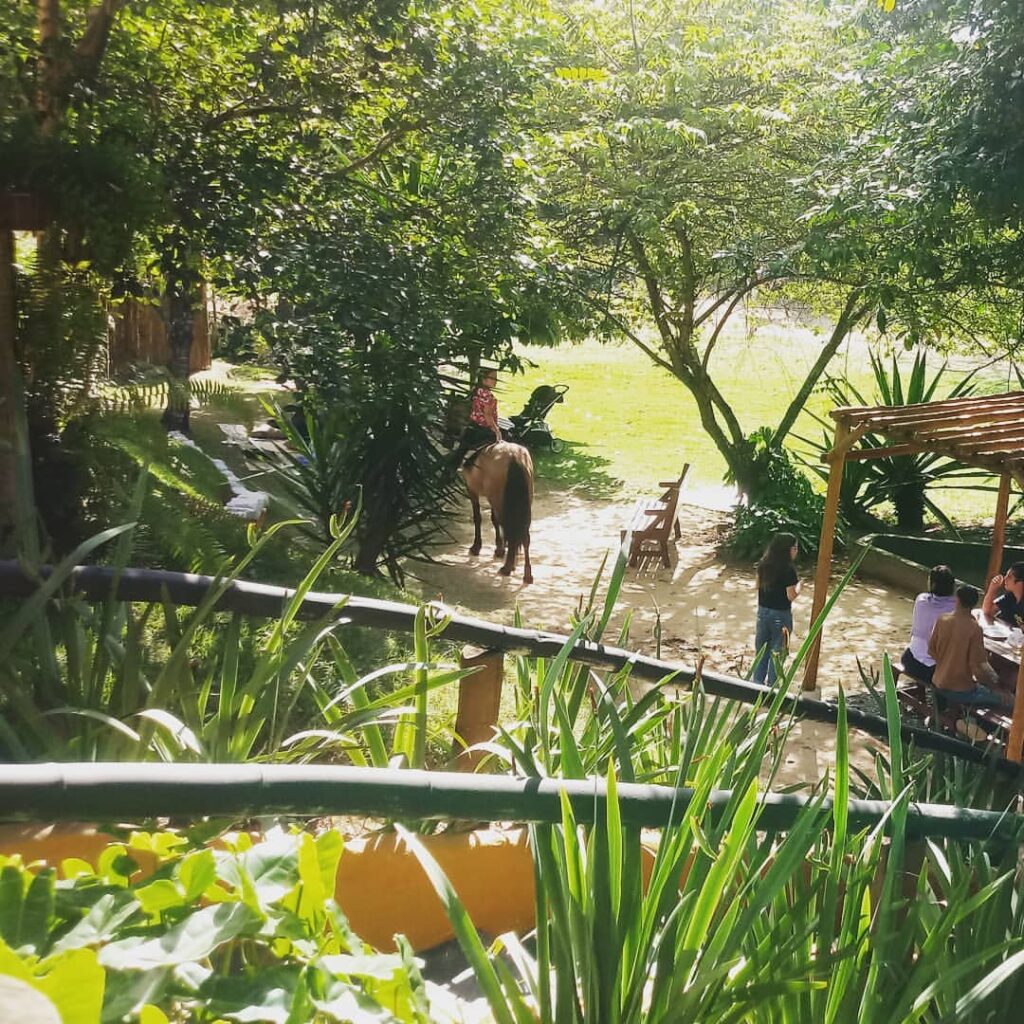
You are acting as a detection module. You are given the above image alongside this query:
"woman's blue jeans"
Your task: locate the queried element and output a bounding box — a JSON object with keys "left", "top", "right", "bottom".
{"left": 753, "top": 606, "right": 793, "bottom": 685}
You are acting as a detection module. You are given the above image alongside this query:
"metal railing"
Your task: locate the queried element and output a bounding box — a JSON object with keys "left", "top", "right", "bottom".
{"left": 1, "top": 560, "right": 1020, "bottom": 779}
{"left": 2, "top": 763, "right": 1022, "bottom": 842}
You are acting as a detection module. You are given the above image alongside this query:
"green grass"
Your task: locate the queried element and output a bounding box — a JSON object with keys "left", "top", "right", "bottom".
{"left": 499, "top": 332, "right": 1012, "bottom": 527}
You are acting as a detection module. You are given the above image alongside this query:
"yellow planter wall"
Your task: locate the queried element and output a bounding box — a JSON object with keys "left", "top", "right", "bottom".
{"left": 0, "top": 823, "right": 536, "bottom": 952}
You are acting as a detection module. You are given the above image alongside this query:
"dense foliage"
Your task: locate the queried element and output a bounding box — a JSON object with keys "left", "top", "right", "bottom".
{"left": 0, "top": 826, "right": 475, "bottom": 1022}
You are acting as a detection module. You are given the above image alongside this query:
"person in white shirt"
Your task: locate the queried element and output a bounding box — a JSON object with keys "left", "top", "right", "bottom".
{"left": 901, "top": 565, "right": 956, "bottom": 683}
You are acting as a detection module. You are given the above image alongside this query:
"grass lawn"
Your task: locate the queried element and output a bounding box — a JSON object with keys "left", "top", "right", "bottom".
{"left": 499, "top": 330, "right": 1011, "bottom": 527}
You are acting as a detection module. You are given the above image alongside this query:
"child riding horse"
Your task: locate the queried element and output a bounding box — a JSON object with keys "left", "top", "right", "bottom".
{"left": 461, "top": 441, "right": 534, "bottom": 585}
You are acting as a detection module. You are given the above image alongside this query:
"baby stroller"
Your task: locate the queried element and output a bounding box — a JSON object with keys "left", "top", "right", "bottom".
{"left": 500, "top": 383, "right": 568, "bottom": 452}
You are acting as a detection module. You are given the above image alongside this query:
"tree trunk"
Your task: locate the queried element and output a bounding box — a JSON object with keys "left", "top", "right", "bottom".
{"left": 0, "top": 230, "right": 18, "bottom": 551}
{"left": 161, "top": 277, "right": 196, "bottom": 434}
{"left": 894, "top": 484, "right": 925, "bottom": 532}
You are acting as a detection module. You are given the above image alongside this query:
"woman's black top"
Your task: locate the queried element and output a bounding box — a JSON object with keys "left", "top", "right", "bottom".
{"left": 758, "top": 565, "right": 798, "bottom": 611}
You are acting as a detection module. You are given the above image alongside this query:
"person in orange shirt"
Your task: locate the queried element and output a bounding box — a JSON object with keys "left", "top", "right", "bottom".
{"left": 929, "top": 585, "right": 1011, "bottom": 709}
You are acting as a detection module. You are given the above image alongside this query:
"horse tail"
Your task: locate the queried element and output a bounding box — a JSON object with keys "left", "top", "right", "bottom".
{"left": 502, "top": 453, "right": 532, "bottom": 548}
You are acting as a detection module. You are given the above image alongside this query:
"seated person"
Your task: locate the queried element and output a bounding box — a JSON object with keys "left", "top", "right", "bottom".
{"left": 452, "top": 369, "right": 502, "bottom": 466}
{"left": 901, "top": 564, "right": 956, "bottom": 683}
{"left": 929, "top": 584, "right": 1012, "bottom": 709}
{"left": 982, "top": 561, "right": 1024, "bottom": 625}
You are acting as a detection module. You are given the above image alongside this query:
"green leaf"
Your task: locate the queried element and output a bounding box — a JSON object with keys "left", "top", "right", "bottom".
{"left": 53, "top": 892, "right": 140, "bottom": 953}
{"left": 178, "top": 849, "right": 217, "bottom": 903}
{"left": 99, "top": 904, "right": 261, "bottom": 970}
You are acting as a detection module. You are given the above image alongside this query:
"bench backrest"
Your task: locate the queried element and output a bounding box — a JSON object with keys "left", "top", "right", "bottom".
{"left": 656, "top": 464, "right": 690, "bottom": 527}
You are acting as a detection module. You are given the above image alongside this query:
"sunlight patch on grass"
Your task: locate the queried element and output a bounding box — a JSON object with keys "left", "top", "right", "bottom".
{"left": 500, "top": 331, "right": 1009, "bottom": 526}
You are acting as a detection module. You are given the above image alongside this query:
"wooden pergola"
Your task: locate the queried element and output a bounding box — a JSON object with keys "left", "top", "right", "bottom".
{"left": 804, "top": 390, "right": 1024, "bottom": 761}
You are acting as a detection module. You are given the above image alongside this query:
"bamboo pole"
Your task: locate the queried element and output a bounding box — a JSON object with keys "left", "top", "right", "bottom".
{"left": 988, "top": 473, "right": 1012, "bottom": 586}
{"left": 804, "top": 424, "right": 850, "bottom": 690}
{"left": 2, "top": 561, "right": 1022, "bottom": 776}
{"left": 1, "top": 763, "right": 1023, "bottom": 841}
{"left": 452, "top": 647, "right": 503, "bottom": 771}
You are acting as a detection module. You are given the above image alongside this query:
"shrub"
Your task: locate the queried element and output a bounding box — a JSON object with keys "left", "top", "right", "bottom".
{"left": 0, "top": 826, "right": 473, "bottom": 1022}
{"left": 726, "top": 427, "right": 835, "bottom": 560}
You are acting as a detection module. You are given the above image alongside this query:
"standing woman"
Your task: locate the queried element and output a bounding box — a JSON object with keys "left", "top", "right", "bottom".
{"left": 753, "top": 532, "right": 801, "bottom": 685}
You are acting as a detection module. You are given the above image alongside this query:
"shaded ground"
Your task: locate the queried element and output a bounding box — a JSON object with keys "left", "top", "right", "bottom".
{"left": 407, "top": 479, "right": 913, "bottom": 789}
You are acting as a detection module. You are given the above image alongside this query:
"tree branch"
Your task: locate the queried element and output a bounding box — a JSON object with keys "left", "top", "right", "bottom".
{"left": 626, "top": 229, "right": 677, "bottom": 354}
{"left": 693, "top": 272, "right": 785, "bottom": 329}
{"left": 337, "top": 117, "right": 429, "bottom": 177}
{"left": 75, "top": 0, "right": 126, "bottom": 78}
{"left": 773, "top": 288, "right": 869, "bottom": 446}
{"left": 204, "top": 103, "right": 300, "bottom": 132}
{"left": 572, "top": 285, "right": 676, "bottom": 375}
{"left": 700, "top": 284, "right": 755, "bottom": 370}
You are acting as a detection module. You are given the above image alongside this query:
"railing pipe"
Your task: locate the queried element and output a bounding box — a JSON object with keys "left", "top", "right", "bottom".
{"left": 0, "top": 764, "right": 1021, "bottom": 842}
{"left": 1, "top": 561, "right": 1021, "bottom": 779}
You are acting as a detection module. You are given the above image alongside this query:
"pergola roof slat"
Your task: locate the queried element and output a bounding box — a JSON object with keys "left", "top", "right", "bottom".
{"left": 850, "top": 405, "right": 1024, "bottom": 436}
{"left": 832, "top": 390, "right": 1024, "bottom": 423}
{"left": 895, "top": 421, "right": 1024, "bottom": 446}
{"left": 824, "top": 391, "right": 1024, "bottom": 477}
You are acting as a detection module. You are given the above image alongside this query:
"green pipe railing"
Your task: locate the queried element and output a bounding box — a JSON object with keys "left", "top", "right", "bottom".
{"left": 1, "top": 561, "right": 1019, "bottom": 778}
{"left": 1, "top": 764, "right": 1021, "bottom": 842}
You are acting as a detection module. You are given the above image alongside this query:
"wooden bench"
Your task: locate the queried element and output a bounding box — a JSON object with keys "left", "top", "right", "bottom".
{"left": 620, "top": 465, "right": 690, "bottom": 568}
{"left": 894, "top": 661, "right": 1011, "bottom": 742}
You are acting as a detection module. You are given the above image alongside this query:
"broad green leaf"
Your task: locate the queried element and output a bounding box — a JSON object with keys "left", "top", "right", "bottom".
{"left": 99, "top": 904, "right": 261, "bottom": 970}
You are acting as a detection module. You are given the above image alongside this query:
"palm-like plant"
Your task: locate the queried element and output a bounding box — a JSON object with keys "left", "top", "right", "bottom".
{"left": 797, "top": 349, "right": 986, "bottom": 532}
{"left": 266, "top": 396, "right": 458, "bottom": 584}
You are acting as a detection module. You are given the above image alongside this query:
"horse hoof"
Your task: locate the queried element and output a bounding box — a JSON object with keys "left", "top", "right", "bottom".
{"left": 524, "top": 574, "right": 533, "bottom": 585}
{"left": 469, "top": 545, "right": 481, "bottom": 556}
{"left": 498, "top": 566, "right": 513, "bottom": 577}
{"left": 494, "top": 548, "right": 505, "bottom": 559}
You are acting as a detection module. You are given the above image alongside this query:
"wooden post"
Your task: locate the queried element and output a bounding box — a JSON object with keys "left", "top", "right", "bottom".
{"left": 0, "top": 229, "right": 17, "bottom": 551}
{"left": 1007, "top": 657, "right": 1024, "bottom": 763}
{"left": 987, "top": 472, "right": 1012, "bottom": 586}
{"left": 452, "top": 646, "right": 504, "bottom": 772}
{"left": 803, "top": 423, "right": 850, "bottom": 691}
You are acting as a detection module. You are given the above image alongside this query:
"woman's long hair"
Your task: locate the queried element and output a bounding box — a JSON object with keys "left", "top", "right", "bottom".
{"left": 757, "top": 532, "right": 797, "bottom": 590}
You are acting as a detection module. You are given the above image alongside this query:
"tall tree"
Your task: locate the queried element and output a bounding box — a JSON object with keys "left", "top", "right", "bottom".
{"left": 0, "top": 0, "right": 131, "bottom": 545}
{"left": 535, "top": 0, "right": 874, "bottom": 496}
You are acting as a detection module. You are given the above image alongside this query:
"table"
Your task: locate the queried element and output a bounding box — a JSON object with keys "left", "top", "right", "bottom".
{"left": 974, "top": 611, "right": 1023, "bottom": 666}
{"left": 974, "top": 611, "right": 1024, "bottom": 759}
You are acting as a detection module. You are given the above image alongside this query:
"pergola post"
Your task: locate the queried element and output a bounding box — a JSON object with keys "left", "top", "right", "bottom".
{"left": 987, "top": 472, "right": 1012, "bottom": 585}
{"left": 1008, "top": 658, "right": 1024, "bottom": 763}
{"left": 803, "top": 423, "right": 850, "bottom": 691}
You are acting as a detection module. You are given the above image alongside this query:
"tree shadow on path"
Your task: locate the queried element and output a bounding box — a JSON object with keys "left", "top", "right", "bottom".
{"left": 532, "top": 440, "right": 623, "bottom": 498}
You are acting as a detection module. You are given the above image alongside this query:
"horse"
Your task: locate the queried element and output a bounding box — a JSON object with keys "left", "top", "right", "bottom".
{"left": 461, "top": 441, "right": 534, "bottom": 584}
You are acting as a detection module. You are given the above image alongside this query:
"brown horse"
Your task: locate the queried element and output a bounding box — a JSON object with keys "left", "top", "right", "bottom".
{"left": 461, "top": 441, "right": 534, "bottom": 584}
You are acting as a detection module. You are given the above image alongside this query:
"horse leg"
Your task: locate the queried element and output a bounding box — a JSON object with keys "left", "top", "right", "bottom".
{"left": 491, "top": 509, "right": 505, "bottom": 559}
{"left": 499, "top": 541, "right": 518, "bottom": 577}
{"left": 522, "top": 531, "right": 533, "bottom": 585}
{"left": 469, "top": 495, "right": 482, "bottom": 556}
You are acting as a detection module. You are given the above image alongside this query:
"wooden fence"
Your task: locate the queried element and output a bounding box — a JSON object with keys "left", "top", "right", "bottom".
{"left": 107, "top": 286, "right": 212, "bottom": 375}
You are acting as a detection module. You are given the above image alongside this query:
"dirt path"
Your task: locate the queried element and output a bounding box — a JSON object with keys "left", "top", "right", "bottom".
{"left": 407, "top": 479, "right": 914, "bottom": 789}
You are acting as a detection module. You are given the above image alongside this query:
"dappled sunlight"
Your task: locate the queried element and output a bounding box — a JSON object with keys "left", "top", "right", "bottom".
{"left": 409, "top": 485, "right": 916, "bottom": 789}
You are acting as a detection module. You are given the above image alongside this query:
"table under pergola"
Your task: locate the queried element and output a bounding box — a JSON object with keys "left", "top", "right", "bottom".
{"left": 804, "top": 390, "right": 1024, "bottom": 760}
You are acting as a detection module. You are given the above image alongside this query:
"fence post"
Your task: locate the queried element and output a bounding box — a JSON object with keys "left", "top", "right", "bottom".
{"left": 452, "top": 646, "right": 504, "bottom": 771}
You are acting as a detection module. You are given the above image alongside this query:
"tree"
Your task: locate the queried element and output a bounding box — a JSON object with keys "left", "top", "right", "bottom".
{"left": 804, "top": 0, "right": 1024, "bottom": 363}
{"left": 0, "top": 0, "right": 132, "bottom": 545}
{"left": 218, "top": 8, "right": 572, "bottom": 576}
{"left": 533, "top": 0, "right": 874, "bottom": 497}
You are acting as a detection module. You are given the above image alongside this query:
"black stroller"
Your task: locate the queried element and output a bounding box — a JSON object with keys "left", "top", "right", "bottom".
{"left": 499, "top": 384, "right": 568, "bottom": 452}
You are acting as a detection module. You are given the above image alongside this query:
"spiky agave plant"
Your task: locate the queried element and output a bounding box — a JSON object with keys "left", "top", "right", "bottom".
{"left": 796, "top": 348, "right": 986, "bottom": 533}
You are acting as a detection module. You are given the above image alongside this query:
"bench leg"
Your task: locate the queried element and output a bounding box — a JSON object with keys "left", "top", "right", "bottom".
{"left": 660, "top": 539, "right": 670, "bottom": 568}
{"left": 673, "top": 518, "right": 681, "bottom": 539}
